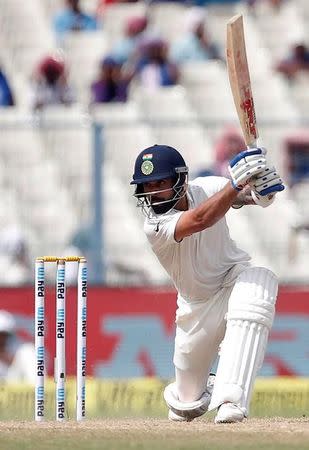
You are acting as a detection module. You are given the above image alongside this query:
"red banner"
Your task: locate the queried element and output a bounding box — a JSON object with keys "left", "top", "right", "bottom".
{"left": 1, "top": 286, "right": 309, "bottom": 377}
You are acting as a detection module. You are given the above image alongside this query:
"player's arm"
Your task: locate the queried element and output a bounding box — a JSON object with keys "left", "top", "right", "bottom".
{"left": 175, "top": 181, "right": 239, "bottom": 241}
{"left": 175, "top": 148, "right": 267, "bottom": 241}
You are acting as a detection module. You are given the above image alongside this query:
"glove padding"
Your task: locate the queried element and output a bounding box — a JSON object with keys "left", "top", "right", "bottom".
{"left": 250, "top": 165, "right": 285, "bottom": 207}
{"left": 249, "top": 165, "right": 285, "bottom": 196}
{"left": 228, "top": 148, "right": 267, "bottom": 191}
{"left": 251, "top": 190, "right": 275, "bottom": 208}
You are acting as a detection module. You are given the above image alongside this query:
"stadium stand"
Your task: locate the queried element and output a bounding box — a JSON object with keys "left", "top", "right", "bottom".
{"left": 0, "top": 0, "right": 308, "bottom": 284}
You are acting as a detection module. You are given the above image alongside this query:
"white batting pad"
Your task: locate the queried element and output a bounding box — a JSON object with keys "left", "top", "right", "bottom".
{"left": 208, "top": 267, "right": 278, "bottom": 414}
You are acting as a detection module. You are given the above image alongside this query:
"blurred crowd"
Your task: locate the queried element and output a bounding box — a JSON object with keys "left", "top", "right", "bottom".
{"left": 0, "top": 0, "right": 308, "bottom": 111}
{"left": 0, "top": 0, "right": 309, "bottom": 109}
{"left": 0, "top": 1, "right": 218, "bottom": 110}
{"left": 0, "top": 310, "right": 35, "bottom": 383}
{"left": 1, "top": 0, "right": 308, "bottom": 111}
{"left": 28, "top": 3, "right": 225, "bottom": 109}
{"left": 0, "top": 0, "right": 308, "bottom": 113}
{"left": 0, "top": 225, "right": 32, "bottom": 286}
{"left": 0, "top": 0, "right": 309, "bottom": 283}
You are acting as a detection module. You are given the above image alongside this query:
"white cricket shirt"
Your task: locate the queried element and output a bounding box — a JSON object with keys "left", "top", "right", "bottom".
{"left": 144, "top": 176, "right": 251, "bottom": 301}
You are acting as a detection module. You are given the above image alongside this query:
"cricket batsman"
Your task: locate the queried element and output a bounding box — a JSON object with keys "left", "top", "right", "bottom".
{"left": 130, "top": 144, "right": 284, "bottom": 423}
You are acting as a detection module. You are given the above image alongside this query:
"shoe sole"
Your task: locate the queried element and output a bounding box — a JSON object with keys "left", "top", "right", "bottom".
{"left": 215, "top": 415, "right": 245, "bottom": 424}
{"left": 215, "top": 419, "right": 243, "bottom": 424}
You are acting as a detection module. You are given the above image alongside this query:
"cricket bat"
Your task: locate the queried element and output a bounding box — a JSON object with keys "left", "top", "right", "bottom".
{"left": 226, "top": 14, "right": 258, "bottom": 149}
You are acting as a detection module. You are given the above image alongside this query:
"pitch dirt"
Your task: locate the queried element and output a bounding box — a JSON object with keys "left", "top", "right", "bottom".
{"left": 0, "top": 417, "right": 308, "bottom": 450}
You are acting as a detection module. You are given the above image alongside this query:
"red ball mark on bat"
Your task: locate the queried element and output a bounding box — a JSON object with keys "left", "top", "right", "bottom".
{"left": 241, "top": 88, "right": 258, "bottom": 138}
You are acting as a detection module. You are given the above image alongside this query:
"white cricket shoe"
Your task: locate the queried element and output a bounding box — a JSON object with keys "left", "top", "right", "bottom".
{"left": 215, "top": 402, "right": 245, "bottom": 424}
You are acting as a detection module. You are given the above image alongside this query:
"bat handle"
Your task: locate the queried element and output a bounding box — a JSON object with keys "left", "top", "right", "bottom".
{"left": 246, "top": 140, "right": 257, "bottom": 149}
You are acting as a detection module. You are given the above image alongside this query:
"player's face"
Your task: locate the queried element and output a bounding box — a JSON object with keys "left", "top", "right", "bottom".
{"left": 143, "top": 178, "right": 174, "bottom": 202}
{"left": 135, "top": 174, "right": 187, "bottom": 216}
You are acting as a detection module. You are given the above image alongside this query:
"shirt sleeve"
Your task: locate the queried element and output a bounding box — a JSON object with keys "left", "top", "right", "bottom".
{"left": 193, "top": 176, "right": 230, "bottom": 198}
{"left": 144, "top": 211, "right": 184, "bottom": 252}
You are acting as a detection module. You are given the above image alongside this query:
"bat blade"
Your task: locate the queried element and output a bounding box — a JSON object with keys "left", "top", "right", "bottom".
{"left": 226, "top": 14, "right": 258, "bottom": 148}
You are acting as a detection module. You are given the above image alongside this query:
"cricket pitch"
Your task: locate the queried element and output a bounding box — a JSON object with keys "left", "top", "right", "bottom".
{"left": 0, "top": 417, "right": 308, "bottom": 450}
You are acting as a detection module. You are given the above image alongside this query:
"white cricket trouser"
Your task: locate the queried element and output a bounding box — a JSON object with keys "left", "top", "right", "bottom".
{"left": 174, "top": 284, "right": 232, "bottom": 402}
{"left": 173, "top": 265, "right": 276, "bottom": 404}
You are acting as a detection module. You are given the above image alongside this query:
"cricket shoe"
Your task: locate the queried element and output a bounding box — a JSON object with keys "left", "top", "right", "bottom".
{"left": 215, "top": 402, "right": 246, "bottom": 424}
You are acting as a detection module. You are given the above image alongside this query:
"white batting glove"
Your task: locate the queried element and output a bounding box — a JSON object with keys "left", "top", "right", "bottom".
{"left": 251, "top": 190, "right": 275, "bottom": 208}
{"left": 249, "top": 165, "right": 285, "bottom": 207}
{"left": 249, "top": 165, "right": 285, "bottom": 196}
{"left": 228, "top": 148, "right": 267, "bottom": 191}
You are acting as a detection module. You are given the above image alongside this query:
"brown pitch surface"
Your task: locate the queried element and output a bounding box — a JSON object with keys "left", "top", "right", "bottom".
{"left": 0, "top": 417, "right": 308, "bottom": 450}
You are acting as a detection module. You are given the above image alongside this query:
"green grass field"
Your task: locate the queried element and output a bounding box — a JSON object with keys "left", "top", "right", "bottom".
{"left": 0, "top": 418, "right": 308, "bottom": 450}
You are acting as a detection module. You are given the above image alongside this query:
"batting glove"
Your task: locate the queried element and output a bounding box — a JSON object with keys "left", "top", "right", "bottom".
{"left": 228, "top": 147, "right": 267, "bottom": 191}
{"left": 249, "top": 164, "right": 285, "bottom": 208}
{"left": 249, "top": 165, "right": 285, "bottom": 196}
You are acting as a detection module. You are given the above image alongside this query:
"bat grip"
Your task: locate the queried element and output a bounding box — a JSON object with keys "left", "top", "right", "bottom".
{"left": 246, "top": 140, "right": 257, "bottom": 149}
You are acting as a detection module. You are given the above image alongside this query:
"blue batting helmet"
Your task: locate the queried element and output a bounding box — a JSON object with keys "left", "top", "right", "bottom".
{"left": 131, "top": 145, "right": 189, "bottom": 216}
{"left": 130, "top": 144, "right": 188, "bottom": 185}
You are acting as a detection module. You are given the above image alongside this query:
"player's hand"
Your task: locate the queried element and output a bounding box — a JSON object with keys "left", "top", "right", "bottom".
{"left": 248, "top": 165, "right": 285, "bottom": 196}
{"left": 228, "top": 148, "right": 267, "bottom": 191}
{"left": 249, "top": 164, "right": 285, "bottom": 208}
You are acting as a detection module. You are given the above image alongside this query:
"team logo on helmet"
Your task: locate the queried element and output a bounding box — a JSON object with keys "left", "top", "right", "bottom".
{"left": 142, "top": 153, "right": 153, "bottom": 160}
{"left": 141, "top": 160, "right": 154, "bottom": 175}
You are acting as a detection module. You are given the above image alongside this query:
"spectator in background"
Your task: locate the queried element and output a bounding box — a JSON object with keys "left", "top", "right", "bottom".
{"left": 0, "top": 310, "right": 35, "bottom": 383}
{"left": 282, "top": 131, "right": 309, "bottom": 263}
{"left": 245, "top": 0, "right": 257, "bottom": 11}
{"left": 97, "top": 0, "right": 139, "bottom": 18}
{"left": 268, "top": 0, "right": 284, "bottom": 7}
{"left": 96, "top": 0, "right": 117, "bottom": 17}
{"left": 276, "top": 43, "right": 309, "bottom": 82}
{"left": 249, "top": 0, "right": 302, "bottom": 23}
{"left": 0, "top": 67, "right": 14, "bottom": 107}
{"left": 134, "top": 37, "right": 179, "bottom": 90}
{"left": 29, "top": 55, "right": 75, "bottom": 110}
{"left": 214, "top": 126, "right": 246, "bottom": 177}
{"left": 53, "top": 0, "right": 97, "bottom": 37}
{"left": 171, "top": 8, "right": 222, "bottom": 64}
{"left": 0, "top": 225, "right": 32, "bottom": 286}
{"left": 111, "top": 15, "right": 149, "bottom": 65}
{"left": 247, "top": 0, "right": 285, "bottom": 14}
{"left": 193, "top": 127, "right": 244, "bottom": 179}
{"left": 283, "top": 131, "right": 309, "bottom": 187}
{"left": 91, "top": 56, "right": 130, "bottom": 103}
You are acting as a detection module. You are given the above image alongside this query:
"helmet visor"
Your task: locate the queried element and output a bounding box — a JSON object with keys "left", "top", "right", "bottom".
{"left": 133, "top": 173, "right": 187, "bottom": 216}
